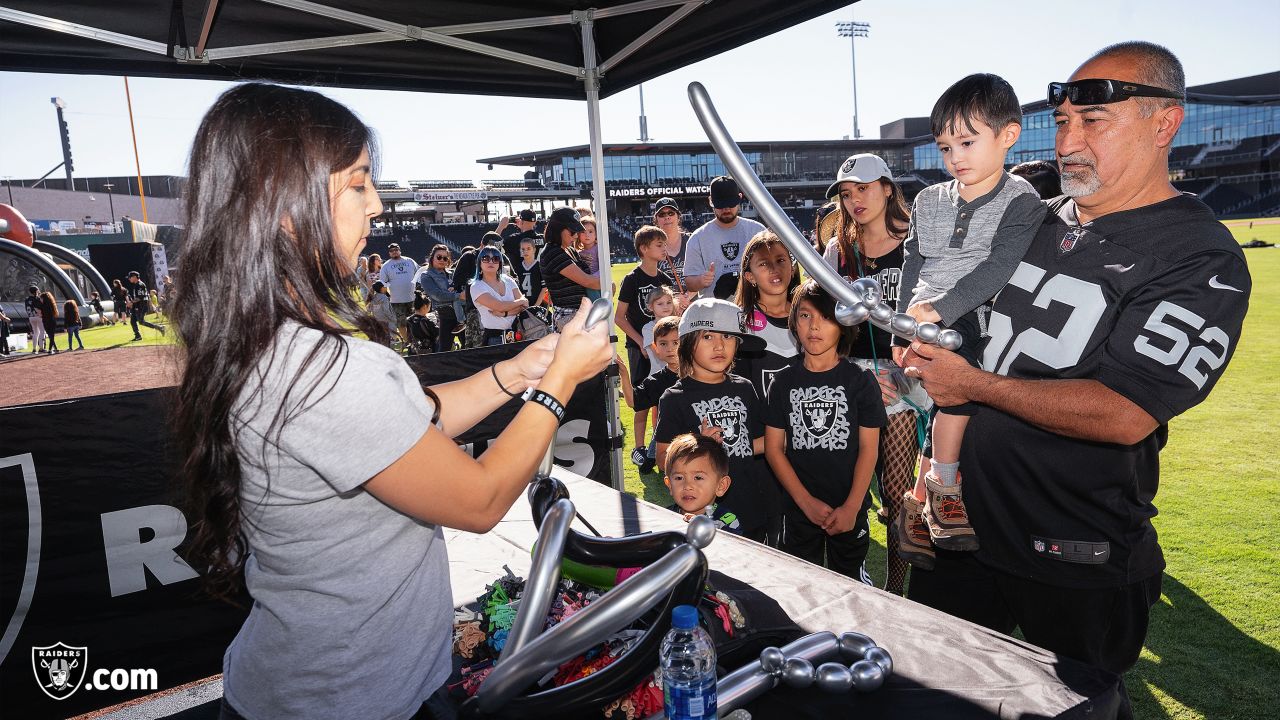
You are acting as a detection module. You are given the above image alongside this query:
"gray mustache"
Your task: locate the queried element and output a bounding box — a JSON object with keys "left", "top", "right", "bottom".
{"left": 1058, "top": 154, "right": 1096, "bottom": 169}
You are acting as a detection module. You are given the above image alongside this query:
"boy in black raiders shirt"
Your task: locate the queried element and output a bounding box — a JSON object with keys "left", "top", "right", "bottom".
{"left": 619, "top": 316, "right": 681, "bottom": 472}
{"left": 663, "top": 433, "right": 742, "bottom": 535}
{"left": 616, "top": 226, "right": 675, "bottom": 468}
{"left": 654, "top": 299, "right": 769, "bottom": 541}
{"left": 765, "top": 280, "right": 885, "bottom": 582}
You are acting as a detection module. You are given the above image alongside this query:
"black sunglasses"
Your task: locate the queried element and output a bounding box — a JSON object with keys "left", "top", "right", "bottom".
{"left": 479, "top": 253, "right": 501, "bottom": 262}
{"left": 433, "top": 254, "right": 450, "bottom": 261}
{"left": 1048, "top": 79, "right": 1184, "bottom": 107}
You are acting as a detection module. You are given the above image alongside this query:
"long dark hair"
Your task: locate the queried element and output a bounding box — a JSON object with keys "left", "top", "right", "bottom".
{"left": 834, "top": 177, "right": 910, "bottom": 277}
{"left": 172, "top": 83, "right": 387, "bottom": 601}
{"left": 788, "top": 279, "right": 856, "bottom": 357}
{"left": 63, "top": 300, "right": 80, "bottom": 324}
{"left": 733, "top": 230, "right": 800, "bottom": 313}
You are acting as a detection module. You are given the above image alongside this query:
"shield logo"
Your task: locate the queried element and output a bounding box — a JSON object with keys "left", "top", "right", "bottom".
{"left": 1033, "top": 539, "right": 1045, "bottom": 553}
{"left": 721, "top": 242, "right": 740, "bottom": 261}
{"left": 841, "top": 156, "right": 858, "bottom": 174}
{"left": 708, "top": 408, "right": 741, "bottom": 442}
{"left": 32, "top": 642, "right": 87, "bottom": 700}
{"left": 1059, "top": 227, "right": 1085, "bottom": 254}
{"left": 802, "top": 399, "right": 839, "bottom": 438}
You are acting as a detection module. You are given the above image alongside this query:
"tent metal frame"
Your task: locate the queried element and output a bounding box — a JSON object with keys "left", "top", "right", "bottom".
{"left": 1, "top": 0, "right": 715, "bottom": 489}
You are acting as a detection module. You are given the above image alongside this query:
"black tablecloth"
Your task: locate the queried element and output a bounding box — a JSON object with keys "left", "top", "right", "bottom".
{"left": 445, "top": 470, "right": 1120, "bottom": 719}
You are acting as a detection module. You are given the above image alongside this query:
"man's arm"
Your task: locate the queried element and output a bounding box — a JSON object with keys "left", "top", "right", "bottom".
{"left": 904, "top": 342, "right": 1157, "bottom": 444}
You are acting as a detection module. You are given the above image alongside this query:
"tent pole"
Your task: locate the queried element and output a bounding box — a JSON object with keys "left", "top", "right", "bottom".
{"left": 579, "top": 11, "right": 626, "bottom": 492}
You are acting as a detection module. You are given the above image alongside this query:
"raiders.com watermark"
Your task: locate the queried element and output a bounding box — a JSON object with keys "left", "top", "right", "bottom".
{"left": 32, "top": 643, "right": 159, "bottom": 700}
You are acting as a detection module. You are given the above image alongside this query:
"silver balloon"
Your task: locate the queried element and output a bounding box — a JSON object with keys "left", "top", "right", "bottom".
{"left": 759, "top": 646, "right": 786, "bottom": 676}
{"left": 835, "top": 301, "right": 871, "bottom": 327}
{"left": 849, "top": 277, "right": 881, "bottom": 306}
{"left": 814, "top": 662, "right": 854, "bottom": 693}
{"left": 864, "top": 647, "right": 893, "bottom": 676}
{"left": 501, "top": 498, "right": 574, "bottom": 661}
{"left": 781, "top": 657, "right": 815, "bottom": 688}
{"left": 584, "top": 296, "right": 613, "bottom": 330}
{"left": 915, "top": 322, "right": 941, "bottom": 344}
{"left": 850, "top": 659, "right": 886, "bottom": 692}
{"left": 716, "top": 632, "right": 837, "bottom": 715}
{"left": 938, "top": 328, "right": 964, "bottom": 351}
{"left": 890, "top": 314, "right": 919, "bottom": 339}
{"left": 477, "top": 544, "right": 704, "bottom": 711}
{"left": 838, "top": 632, "right": 876, "bottom": 661}
{"left": 868, "top": 302, "right": 895, "bottom": 325}
{"left": 685, "top": 514, "right": 716, "bottom": 550}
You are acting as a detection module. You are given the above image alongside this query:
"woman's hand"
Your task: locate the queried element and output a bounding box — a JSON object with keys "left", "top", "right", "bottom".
{"left": 505, "top": 334, "right": 560, "bottom": 392}
{"left": 547, "top": 298, "right": 613, "bottom": 384}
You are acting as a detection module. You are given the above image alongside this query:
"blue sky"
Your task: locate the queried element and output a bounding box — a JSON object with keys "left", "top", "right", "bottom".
{"left": 1, "top": 0, "right": 1276, "bottom": 183}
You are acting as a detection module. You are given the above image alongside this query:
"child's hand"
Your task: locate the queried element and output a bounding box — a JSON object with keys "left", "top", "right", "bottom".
{"left": 798, "top": 494, "right": 834, "bottom": 527}
{"left": 698, "top": 417, "right": 724, "bottom": 444}
{"left": 821, "top": 503, "right": 859, "bottom": 536}
{"left": 907, "top": 302, "right": 942, "bottom": 324}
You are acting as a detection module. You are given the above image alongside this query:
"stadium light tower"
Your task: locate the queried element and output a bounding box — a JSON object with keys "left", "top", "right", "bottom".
{"left": 835, "top": 20, "right": 870, "bottom": 139}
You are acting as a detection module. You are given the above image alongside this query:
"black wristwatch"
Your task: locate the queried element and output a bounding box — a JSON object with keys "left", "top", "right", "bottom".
{"left": 522, "top": 386, "right": 565, "bottom": 422}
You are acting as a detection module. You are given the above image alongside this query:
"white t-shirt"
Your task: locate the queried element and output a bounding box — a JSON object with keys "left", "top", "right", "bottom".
{"left": 470, "top": 276, "right": 520, "bottom": 330}
{"left": 684, "top": 217, "right": 767, "bottom": 298}
{"left": 640, "top": 319, "right": 667, "bottom": 377}
{"left": 226, "top": 323, "right": 448, "bottom": 720}
{"left": 380, "top": 257, "right": 420, "bottom": 303}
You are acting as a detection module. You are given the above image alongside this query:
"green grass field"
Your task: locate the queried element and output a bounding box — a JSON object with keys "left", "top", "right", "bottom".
{"left": 48, "top": 223, "right": 1280, "bottom": 718}
{"left": 612, "top": 221, "right": 1280, "bottom": 720}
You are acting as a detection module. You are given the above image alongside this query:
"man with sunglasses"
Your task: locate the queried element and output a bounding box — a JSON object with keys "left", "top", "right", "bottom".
{"left": 902, "top": 42, "right": 1251, "bottom": 718}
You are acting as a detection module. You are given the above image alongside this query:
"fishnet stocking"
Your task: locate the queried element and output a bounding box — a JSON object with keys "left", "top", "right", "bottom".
{"left": 880, "top": 411, "right": 920, "bottom": 595}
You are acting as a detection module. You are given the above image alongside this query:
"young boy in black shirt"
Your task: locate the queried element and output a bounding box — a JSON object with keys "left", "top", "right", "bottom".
{"left": 766, "top": 280, "right": 886, "bottom": 582}
{"left": 616, "top": 225, "right": 675, "bottom": 469}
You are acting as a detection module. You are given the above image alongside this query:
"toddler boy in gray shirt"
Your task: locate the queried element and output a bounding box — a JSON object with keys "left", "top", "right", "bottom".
{"left": 892, "top": 74, "right": 1047, "bottom": 567}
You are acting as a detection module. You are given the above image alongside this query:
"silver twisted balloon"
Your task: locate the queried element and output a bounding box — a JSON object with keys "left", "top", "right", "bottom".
{"left": 687, "top": 81, "right": 961, "bottom": 353}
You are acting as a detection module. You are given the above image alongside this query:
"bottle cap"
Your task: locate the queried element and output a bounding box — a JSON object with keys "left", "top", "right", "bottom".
{"left": 671, "top": 604, "right": 699, "bottom": 629}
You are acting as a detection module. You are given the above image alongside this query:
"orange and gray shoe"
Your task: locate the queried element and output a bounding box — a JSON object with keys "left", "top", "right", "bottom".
{"left": 923, "top": 472, "right": 979, "bottom": 552}
{"left": 891, "top": 491, "right": 935, "bottom": 570}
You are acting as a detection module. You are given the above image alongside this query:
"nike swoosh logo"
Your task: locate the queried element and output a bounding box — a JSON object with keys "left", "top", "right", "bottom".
{"left": 1104, "top": 263, "right": 1135, "bottom": 273}
{"left": 1209, "top": 275, "right": 1243, "bottom": 292}
{"left": 1094, "top": 550, "right": 1106, "bottom": 556}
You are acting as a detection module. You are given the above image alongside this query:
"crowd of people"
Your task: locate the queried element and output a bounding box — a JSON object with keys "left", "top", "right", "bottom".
{"left": 162, "top": 39, "right": 1251, "bottom": 720}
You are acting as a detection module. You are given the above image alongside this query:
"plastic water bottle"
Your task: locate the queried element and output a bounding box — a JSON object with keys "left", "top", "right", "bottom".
{"left": 661, "top": 604, "right": 717, "bottom": 719}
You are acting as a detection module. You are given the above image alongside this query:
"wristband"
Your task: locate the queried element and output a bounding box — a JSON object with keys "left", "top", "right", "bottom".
{"left": 491, "top": 363, "right": 520, "bottom": 398}
{"left": 522, "top": 386, "right": 565, "bottom": 423}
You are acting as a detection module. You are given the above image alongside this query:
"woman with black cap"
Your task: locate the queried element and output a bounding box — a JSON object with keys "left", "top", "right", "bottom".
{"left": 539, "top": 207, "right": 600, "bottom": 331}
{"left": 652, "top": 197, "right": 690, "bottom": 293}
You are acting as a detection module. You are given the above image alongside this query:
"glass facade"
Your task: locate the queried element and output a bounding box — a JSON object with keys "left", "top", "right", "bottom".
{"left": 915, "top": 102, "right": 1280, "bottom": 172}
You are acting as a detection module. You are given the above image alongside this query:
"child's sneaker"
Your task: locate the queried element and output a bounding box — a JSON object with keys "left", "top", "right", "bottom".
{"left": 630, "top": 447, "right": 648, "bottom": 467}
{"left": 923, "top": 471, "right": 979, "bottom": 551}
{"left": 891, "top": 492, "right": 935, "bottom": 570}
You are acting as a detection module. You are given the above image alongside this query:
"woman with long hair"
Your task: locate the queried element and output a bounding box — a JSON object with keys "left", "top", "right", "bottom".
{"left": 111, "top": 278, "right": 129, "bottom": 324}
{"left": 823, "top": 154, "right": 930, "bottom": 596}
{"left": 364, "top": 252, "right": 383, "bottom": 299}
{"left": 539, "top": 207, "right": 600, "bottom": 331}
{"left": 39, "top": 291, "right": 59, "bottom": 354}
{"left": 417, "top": 244, "right": 463, "bottom": 351}
{"left": 171, "top": 83, "right": 611, "bottom": 720}
{"left": 469, "top": 245, "right": 528, "bottom": 346}
{"left": 63, "top": 299, "right": 85, "bottom": 350}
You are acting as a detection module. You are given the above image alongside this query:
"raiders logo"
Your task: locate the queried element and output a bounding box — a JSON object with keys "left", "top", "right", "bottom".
{"left": 721, "top": 242, "right": 740, "bottom": 261}
{"left": 840, "top": 156, "right": 858, "bottom": 174}
{"left": 33, "top": 643, "right": 87, "bottom": 700}
{"left": 800, "top": 399, "right": 839, "bottom": 438}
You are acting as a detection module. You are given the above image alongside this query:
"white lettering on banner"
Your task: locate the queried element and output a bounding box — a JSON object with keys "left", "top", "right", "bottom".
{"left": 100, "top": 505, "right": 200, "bottom": 597}
{"left": 607, "top": 185, "right": 712, "bottom": 199}
{"left": 413, "top": 191, "right": 489, "bottom": 202}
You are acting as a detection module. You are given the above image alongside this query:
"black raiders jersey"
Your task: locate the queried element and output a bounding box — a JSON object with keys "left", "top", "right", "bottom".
{"left": 963, "top": 193, "right": 1251, "bottom": 589}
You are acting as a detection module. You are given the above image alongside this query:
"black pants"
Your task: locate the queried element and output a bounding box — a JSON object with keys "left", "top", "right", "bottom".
{"left": 436, "top": 305, "right": 460, "bottom": 352}
{"left": 780, "top": 509, "right": 871, "bottom": 583}
{"left": 909, "top": 550, "right": 1162, "bottom": 720}
{"left": 130, "top": 305, "right": 163, "bottom": 337}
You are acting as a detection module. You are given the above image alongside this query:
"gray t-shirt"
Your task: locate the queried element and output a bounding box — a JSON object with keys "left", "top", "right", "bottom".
{"left": 224, "top": 322, "right": 450, "bottom": 720}
{"left": 684, "top": 217, "right": 767, "bottom": 298}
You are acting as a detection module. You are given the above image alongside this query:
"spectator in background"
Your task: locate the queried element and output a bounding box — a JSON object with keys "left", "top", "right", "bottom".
{"left": 1010, "top": 160, "right": 1063, "bottom": 199}
{"left": 90, "top": 291, "right": 113, "bottom": 325}
{"left": 367, "top": 281, "right": 398, "bottom": 342}
{"left": 513, "top": 237, "right": 548, "bottom": 308}
{"left": 364, "top": 253, "right": 383, "bottom": 299}
{"left": 111, "top": 279, "right": 129, "bottom": 324}
{"left": 812, "top": 201, "right": 839, "bottom": 256}
{"left": 470, "top": 245, "right": 528, "bottom": 346}
{"left": 416, "top": 244, "right": 463, "bottom": 352}
{"left": 405, "top": 292, "right": 439, "bottom": 355}
{"left": 25, "top": 286, "right": 47, "bottom": 353}
{"left": 63, "top": 299, "right": 85, "bottom": 350}
{"left": 683, "top": 176, "right": 766, "bottom": 299}
{"left": 0, "top": 307, "right": 10, "bottom": 355}
{"left": 499, "top": 209, "right": 540, "bottom": 262}
{"left": 577, "top": 214, "right": 603, "bottom": 301}
{"left": 379, "top": 243, "right": 419, "bottom": 338}
{"left": 125, "top": 271, "right": 166, "bottom": 340}
{"left": 540, "top": 207, "right": 599, "bottom": 331}
{"left": 39, "top": 291, "right": 60, "bottom": 353}
{"left": 653, "top": 197, "right": 690, "bottom": 293}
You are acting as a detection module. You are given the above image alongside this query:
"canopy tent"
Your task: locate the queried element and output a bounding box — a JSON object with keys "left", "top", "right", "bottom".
{"left": 1, "top": 0, "right": 856, "bottom": 487}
